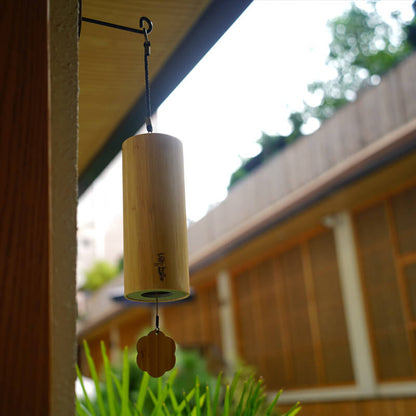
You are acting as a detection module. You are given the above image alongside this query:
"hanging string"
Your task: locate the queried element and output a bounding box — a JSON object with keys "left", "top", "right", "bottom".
{"left": 155, "top": 296, "right": 160, "bottom": 333}
{"left": 142, "top": 26, "right": 153, "bottom": 133}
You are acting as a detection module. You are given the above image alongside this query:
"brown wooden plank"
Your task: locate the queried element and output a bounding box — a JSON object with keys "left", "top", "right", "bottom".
{"left": 249, "top": 261, "right": 283, "bottom": 388}
{"left": 273, "top": 257, "right": 295, "bottom": 386}
{"left": 201, "top": 281, "right": 222, "bottom": 352}
{"left": 308, "top": 231, "right": 354, "bottom": 384}
{"left": 301, "top": 242, "right": 326, "bottom": 384}
{"left": 280, "top": 246, "right": 318, "bottom": 387}
{"left": 0, "top": 0, "right": 51, "bottom": 413}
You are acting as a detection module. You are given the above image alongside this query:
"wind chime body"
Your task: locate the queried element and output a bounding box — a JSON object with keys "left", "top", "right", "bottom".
{"left": 122, "top": 17, "right": 190, "bottom": 377}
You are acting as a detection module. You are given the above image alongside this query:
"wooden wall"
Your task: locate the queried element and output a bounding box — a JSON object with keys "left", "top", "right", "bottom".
{"left": 354, "top": 183, "right": 416, "bottom": 381}
{"left": 163, "top": 281, "right": 223, "bottom": 362}
{"left": 232, "top": 229, "right": 354, "bottom": 390}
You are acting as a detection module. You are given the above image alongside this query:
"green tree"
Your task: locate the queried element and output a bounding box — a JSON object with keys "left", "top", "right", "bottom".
{"left": 228, "top": 112, "right": 304, "bottom": 188}
{"left": 82, "top": 260, "right": 119, "bottom": 292}
{"left": 307, "top": 1, "right": 412, "bottom": 121}
{"left": 228, "top": 1, "right": 415, "bottom": 189}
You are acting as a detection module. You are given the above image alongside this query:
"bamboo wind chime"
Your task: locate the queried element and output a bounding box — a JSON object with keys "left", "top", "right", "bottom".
{"left": 122, "top": 17, "right": 190, "bottom": 377}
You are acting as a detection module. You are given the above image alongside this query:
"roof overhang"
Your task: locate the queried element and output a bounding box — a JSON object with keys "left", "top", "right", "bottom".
{"left": 78, "top": 0, "right": 252, "bottom": 195}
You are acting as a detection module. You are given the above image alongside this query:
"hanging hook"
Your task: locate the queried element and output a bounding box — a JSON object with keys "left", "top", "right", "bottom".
{"left": 139, "top": 17, "right": 153, "bottom": 36}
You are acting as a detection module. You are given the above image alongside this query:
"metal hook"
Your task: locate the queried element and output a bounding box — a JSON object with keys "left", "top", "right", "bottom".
{"left": 139, "top": 16, "right": 153, "bottom": 36}
{"left": 78, "top": 5, "right": 153, "bottom": 39}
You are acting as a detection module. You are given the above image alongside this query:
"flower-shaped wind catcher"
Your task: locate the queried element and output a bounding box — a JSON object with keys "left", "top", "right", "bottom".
{"left": 136, "top": 329, "right": 176, "bottom": 377}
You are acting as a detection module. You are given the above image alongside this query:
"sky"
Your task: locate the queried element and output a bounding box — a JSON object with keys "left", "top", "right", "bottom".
{"left": 78, "top": 0, "right": 414, "bottom": 233}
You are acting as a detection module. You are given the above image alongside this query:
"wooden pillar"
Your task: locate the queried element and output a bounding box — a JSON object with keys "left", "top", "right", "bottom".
{"left": 50, "top": 0, "right": 78, "bottom": 414}
{"left": 217, "top": 270, "right": 238, "bottom": 373}
{"left": 0, "top": 0, "right": 51, "bottom": 413}
{"left": 0, "top": 0, "right": 78, "bottom": 414}
{"left": 331, "top": 212, "right": 377, "bottom": 395}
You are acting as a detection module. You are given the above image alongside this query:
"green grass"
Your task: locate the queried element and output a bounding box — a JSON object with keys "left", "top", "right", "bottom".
{"left": 76, "top": 340, "right": 300, "bottom": 416}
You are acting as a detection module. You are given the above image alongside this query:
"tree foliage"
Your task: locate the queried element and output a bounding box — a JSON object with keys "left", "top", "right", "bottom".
{"left": 82, "top": 260, "right": 120, "bottom": 292}
{"left": 307, "top": 2, "right": 412, "bottom": 121}
{"left": 228, "top": 1, "right": 415, "bottom": 189}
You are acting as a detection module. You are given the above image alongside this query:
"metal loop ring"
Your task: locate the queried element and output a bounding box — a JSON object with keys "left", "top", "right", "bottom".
{"left": 139, "top": 16, "right": 153, "bottom": 35}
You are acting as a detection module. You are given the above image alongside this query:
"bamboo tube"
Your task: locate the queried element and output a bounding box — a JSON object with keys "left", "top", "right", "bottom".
{"left": 122, "top": 133, "right": 189, "bottom": 302}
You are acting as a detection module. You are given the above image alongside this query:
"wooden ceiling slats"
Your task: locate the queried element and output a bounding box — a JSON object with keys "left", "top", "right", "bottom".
{"left": 79, "top": 0, "right": 212, "bottom": 174}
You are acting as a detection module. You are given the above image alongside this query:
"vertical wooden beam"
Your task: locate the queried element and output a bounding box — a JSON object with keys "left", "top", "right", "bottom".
{"left": 301, "top": 242, "right": 326, "bottom": 384}
{"left": 331, "top": 212, "right": 377, "bottom": 395}
{"left": 217, "top": 270, "right": 238, "bottom": 373}
{"left": 49, "top": 0, "right": 78, "bottom": 413}
{"left": 273, "top": 258, "right": 295, "bottom": 385}
{"left": 0, "top": 0, "right": 51, "bottom": 413}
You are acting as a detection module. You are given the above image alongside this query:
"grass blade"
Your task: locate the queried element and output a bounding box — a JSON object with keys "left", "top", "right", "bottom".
{"left": 151, "top": 375, "right": 174, "bottom": 416}
{"left": 75, "top": 396, "right": 92, "bottom": 416}
{"left": 285, "top": 402, "right": 301, "bottom": 416}
{"left": 248, "top": 380, "right": 262, "bottom": 414}
{"left": 111, "top": 372, "right": 123, "bottom": 398}
{"left": 163, "top": 402, "right": 172, "bottom": 416}
{"left": 166, "top": 368, "right": 178, "bottom": 388}
{"left": 148, "top": 388, "right": 158, "bottom": 406}
{"left": 191, "top": 392, "right": 206, "bottom": 416}
{"left": 158, "top": 377, "right": 163, "bottom": 399}
{"left": 135, "top": 371, "right": 150, "bottom": 413}
{"left": 101, "top": 342, "right": 117, "bottom": 416}
{"left": 121, "top": 347, "right": 130, "bottom": 416}
{"left": 242, "top": 376, "right": 255, "bottom": 416}
{"left": 212, "top": 373, "right": 222, "bottom": 416}
{"left": 205, "top": 385, "right": 212, "bottom": 416}
{"left": 76, "top": 363, "right": 96, "bottom": 416}
{"left": 195, "top": 376, "right": 201, "bottom": 416}
{"left": 223, "top": 385, "right": 230, "bottom": 416}
{"left": 253, "top": 396, "right": 264, "bottom": 414}
{"left": 168, "top": 387, "right": 179, "bottom": 414}
{"left": 229, "top": 370, "right": 241, "bottom": 403}
{"left": 184, "top": 390, "right": 192, "bottom": 415}
{"left": 234, "top": 380, "right": 248, "bottom": 416}
{"left": 176, "top": 388, "right": 195, "bottom": 414}
{"left": 83, "top": 340, "right": 107, "bottom": 416}
{"left": 265, "top": 390, "right": 282, "bottom": 416}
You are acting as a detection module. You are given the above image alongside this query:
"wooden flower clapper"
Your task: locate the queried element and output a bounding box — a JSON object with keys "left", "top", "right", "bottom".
{"left": 136, "top": 329, "right": 176, "bottom": 377}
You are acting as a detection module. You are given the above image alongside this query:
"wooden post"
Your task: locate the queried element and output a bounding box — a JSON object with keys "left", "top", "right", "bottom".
{"left": 0, "top": 0, "right": 78, "bottom": 413}
{"left": 217, "top": 270, "right": 238, "bottom": 373}
{"left": 331, "top": 212, "right": 377, "bottom": 395}
{"left": 0, "top": 0, "right": 50, "bottom": 413}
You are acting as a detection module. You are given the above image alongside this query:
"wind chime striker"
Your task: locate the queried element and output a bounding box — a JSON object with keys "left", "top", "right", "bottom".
{"left": 122, "top": 17, "right": 190, "bottom": 377}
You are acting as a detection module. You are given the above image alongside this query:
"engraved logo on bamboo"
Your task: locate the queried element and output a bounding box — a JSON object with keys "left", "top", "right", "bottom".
{"left": 154, "top": 252, "right": 166, "bottom": 281}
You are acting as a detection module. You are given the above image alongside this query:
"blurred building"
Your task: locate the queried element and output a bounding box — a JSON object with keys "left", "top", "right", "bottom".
{"left": 78, "top": 53, "right": 416, "bottom": 414}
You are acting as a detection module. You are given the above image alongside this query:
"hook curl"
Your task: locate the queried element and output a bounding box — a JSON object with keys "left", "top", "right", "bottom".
{"left": 139, "top": 16, "right": 153, "bottom": 35}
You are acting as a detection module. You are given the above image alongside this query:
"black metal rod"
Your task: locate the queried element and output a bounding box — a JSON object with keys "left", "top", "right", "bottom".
{"left": 81, "top": 16, "right": 151, "bottom": 35}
